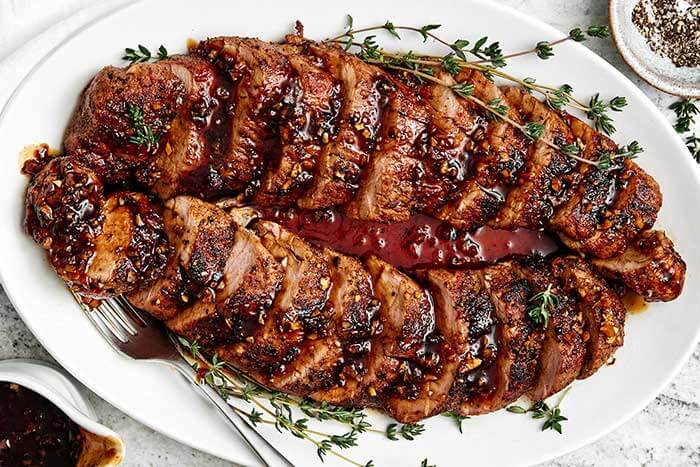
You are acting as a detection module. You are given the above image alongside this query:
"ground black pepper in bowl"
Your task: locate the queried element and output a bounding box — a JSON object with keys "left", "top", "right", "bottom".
{"left": 0, "top": 382, "right": 83, "bottom": 466}
{"left": 632, "top": 0, "right": 700, "bottom": 68}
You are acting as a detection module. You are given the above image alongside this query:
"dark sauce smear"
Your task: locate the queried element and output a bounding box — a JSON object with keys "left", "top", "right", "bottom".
{"left": 0, "top": 382, "right": 82, "bottom": 467}
{"left": 263, "top": 207, "right": 559, "bottom": 270}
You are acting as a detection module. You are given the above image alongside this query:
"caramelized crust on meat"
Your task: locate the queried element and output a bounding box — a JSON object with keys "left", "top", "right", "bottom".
{"left": 254, "top": 44, "right": 340, "bottom": 206}
{"left": 195, "top": 37, "right": 293, "bottom": 194}
{"left": 345, "top": 76, "right": 429, "bottom": 222}
{"left": 592, "top": 230, "right": 686, "bottom": 302}
{"left": 296, "top": 41, "right": 388, "bottom": 209}
{"left": 552, "top": 257, "right": 626, "bottom": 379}
{"left": 64, "top": 64, "right": 185, "bottom": 177}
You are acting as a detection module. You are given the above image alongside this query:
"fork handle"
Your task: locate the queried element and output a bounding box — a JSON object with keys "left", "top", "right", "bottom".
{"left": 171, "top": 360, "right": 294, "bottom": 467}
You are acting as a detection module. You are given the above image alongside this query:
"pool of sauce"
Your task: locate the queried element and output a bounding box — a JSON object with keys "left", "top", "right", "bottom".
{"left": 263, "top": 207, "right": 559, "bottom": 270}
{"left": 0, "top": 382, "right": 83, "bottom": 467}
{"left": 623, "top": 291, "right": 649, "bottom": 314}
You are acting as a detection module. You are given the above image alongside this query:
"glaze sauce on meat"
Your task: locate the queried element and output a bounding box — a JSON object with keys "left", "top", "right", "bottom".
{"left": 264, "top": 207, "right": 559, "bottom": 270}
{"left": 0, "top": 382, "right": 82, "bottom": 467}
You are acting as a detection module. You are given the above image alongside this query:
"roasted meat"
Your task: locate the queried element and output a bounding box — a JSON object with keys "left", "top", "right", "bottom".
{"left": 21, "top": 30, "right": 689, "bottom": 425}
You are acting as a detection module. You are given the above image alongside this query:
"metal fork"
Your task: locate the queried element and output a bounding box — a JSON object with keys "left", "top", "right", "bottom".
{"left": 74, "top": 294, "right": 294, "bottom": 467}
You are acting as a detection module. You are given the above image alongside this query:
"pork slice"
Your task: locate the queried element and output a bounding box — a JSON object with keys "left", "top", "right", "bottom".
{"left": 558, "top": 159, "right": 661, "bottom": 258}
{"left": 479, "top": 263, "right": 544, "bottom": 410}
{"left": 458, "top": 70, "right": 528, "bottom": 188}
{"left": 548, "top": 116, "right": 618, "bottom": 240}
{"left": 127, "top": 196, "right": 236, "bottom": 319}
{"left": 64, "top": 63, "right": 185, "bottom": 179}
{"left": 296, "top": 43, "right": 387, "bottom": 209}
{"left": 195, "top": 37, "right": 293, "bottom": 193}
{"left": 515, "top": 257, "right": 586, "bottom": 401}
{"left": 166, "top": 218, "right": 283, "bottom": 347}
{"left": 357, "top": 257, "right": 452, "bottom": 423}
{"left": 255, "top": 45, "right": 340, "bottom": 206}
{"left": 215, "top": 221, "right": 332, "bottom": 388}
{"left": 592, "top": 230, "right": 686, "bottom": 302}
{"left": 138, "top": 55, "right": 231, "bottom": 199}
{"left": 311, "top": 252, "right": 377, "bottom": 405}
{"left": 344, "top": 76, "right": 430, "bottom": 222}
{"left": 415, "top": 73, "right": 481, "bottom": 214}
{"left": 491, "top": 87, "right": 578, "bottom": 230}
{"left": 552, "top": 257, "right": 626, "bottom": 379}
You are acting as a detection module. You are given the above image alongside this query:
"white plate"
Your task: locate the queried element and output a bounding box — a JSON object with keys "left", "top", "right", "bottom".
{"left": 1, "top": 1, "right": 699, "bottom": 466}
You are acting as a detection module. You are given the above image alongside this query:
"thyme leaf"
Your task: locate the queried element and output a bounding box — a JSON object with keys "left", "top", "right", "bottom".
{"left": 122, "top": 44, "right": 168, "bottom": 64}
{"left": 527, "top": 284, "right": 558, "bottom": 326}
{"left": 126, "top": 104, "right": 159, "bottom": 151}
{"left": 442, "top": 412, "right": 470, "bottom": 433}
{"left": 506, "top": 386, "right": 572, "bottom": 433}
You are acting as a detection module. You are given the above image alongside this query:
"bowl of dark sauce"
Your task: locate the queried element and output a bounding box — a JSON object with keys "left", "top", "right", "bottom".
{"left": 0, "top": 360, "right": 123, "bottom": 466}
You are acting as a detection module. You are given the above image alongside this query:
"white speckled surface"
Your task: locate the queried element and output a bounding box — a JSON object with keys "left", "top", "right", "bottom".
{"left": 1, "top": 0, "right": 698, "bottom": 466}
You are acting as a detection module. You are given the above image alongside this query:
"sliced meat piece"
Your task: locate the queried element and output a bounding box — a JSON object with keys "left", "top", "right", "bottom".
{"left": 254, "top": 45, "right": 340, "bottom": 206}
{"left": 262, "top": 248, "right": 376, "bottom": 395}
{"left": 64, "top": 63, "right": 185, "bottom": 179}
{"left": 592, "top": 230, "right": 686, "bottom": 302}
{"left": 215, "top": 221, "right": 332, "bottom": 388}
{"left": 458, "top": 70, "right": 528, "bottom": 188}
{"left": 85, "top": 192, "right": 169, "bottom": 298}
{"left": 415, "top": 72, "right": 483, "bottom": 215}
{"left": 195, "top": 37, "right": 293, "bottom": 193}
{"left": 128, "top": 196, "right": 237, "bottom": 320}
{"left": 419, "top": 269, "right": 491, "bottom": 415}
{"left": 558, "top": 159, "right": 661, "bottom": 258}
{"left": 549, "top": 115, "right": 618, "bottom": 241}
{"left": 166, "top": 204, "right": 284, "bottom": 347}
{"left": 344, "top": 76, "right": 430, "bottom": 222}
{"left": 358, "top": 257, "right": 453, "bottom": 423}
{"left": 552, "top": 257, "right": 626, "bottom": 379}
{"left": 516, "top": 257, "right": 586, "bottom": 400}
{"left": 137, "top": 55, "right": 233, "bottom": 199}
{"left": 480, "top": 262, "right": 544, "bottom": 409}
{"left": 296, "top": 42, "right": 388, "bottom": 209}
{"left": 415, "top": 70, "right": 503, "bottom": 230}
{"left": 311, "top": 252, "right": 378, "bottom": 404}
{"left": 491, "top": 87, "right": 578, "bottom": 230}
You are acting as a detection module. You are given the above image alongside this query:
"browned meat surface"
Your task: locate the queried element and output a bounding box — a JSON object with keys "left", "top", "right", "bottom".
{"left": 517, "top": 257, "right": 586, "bottom": 400}
{"left": 553, "top": 257, "right": 626, "bottom": 379}
{"left": 64, "top": 64, "right": 185, "bottom": 179}
{"left": 195, "top": 37, "right": 293, "bottom": 194}
{"left": 558, "top": 159, "right": 661, "bottom": 258}
{"left": 492, "top": 87, "right": 578, "bottom": 229}
{"left": 296, "top": 41, "right": 388, "bottom": 209}
{"left": 345, "top": 76, "right": 429, "bottom": 222}
{"left": 254, "top": 44, "right": 340, "bottom": 206}
{"left": 592, "top": 230, "right": 686, "bottom": 302}
{"left": 137, "top": 55, "right": 233, "bottom": 199}
{"left": 24, "top": 153, "right": 169, "bottom": 298}
{"left": 127, "top": 196, "right": 237, "bottom": 319}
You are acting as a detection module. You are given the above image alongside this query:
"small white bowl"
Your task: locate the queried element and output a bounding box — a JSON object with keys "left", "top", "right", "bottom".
{"left": 0, "top": 359, "right": 124, "bottom": 466}
{"left": 609, "top": 0, "right": 700, "bottom": 97}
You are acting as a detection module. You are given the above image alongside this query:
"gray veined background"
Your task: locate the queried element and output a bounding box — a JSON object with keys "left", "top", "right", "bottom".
{"left": 0, "top": 0, "right": 698, "bottom": 465}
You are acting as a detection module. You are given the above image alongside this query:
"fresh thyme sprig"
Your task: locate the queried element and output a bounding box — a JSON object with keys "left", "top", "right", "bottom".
{"left": 441, "top": 412, "right": 469, "bottom": 433}
{"left": 527, "top": 284, "right": 558, "bottom": 327}
{"left": 420, "top": 459, "right": 437, "bottom": 467}
{"left": 595, "top": 140, "right": 644, "bottom": 170}
{"left": 329, "top": 18, "right": 626, "bottom": 143}
{"left": 506, "top": 386, "right": 572, "bottom": 433}
{"left": 670, "top": 99, "right": 700, "bottom": 163}
{"left": 126, "top": 104, "right": 160, "bottom": 151}
{"left": 122, "top": 44, "right": 168, "bottom": 64}
{"left": 171, "top": 334, "right": 376, "bottom": 467}
{"left": 385, "top": 422, "right": 426, "bottom": 441}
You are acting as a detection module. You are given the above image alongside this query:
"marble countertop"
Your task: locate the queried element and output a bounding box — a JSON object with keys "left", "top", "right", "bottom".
{"left": 1, "top": 0, "right": 698, "bottom": 465}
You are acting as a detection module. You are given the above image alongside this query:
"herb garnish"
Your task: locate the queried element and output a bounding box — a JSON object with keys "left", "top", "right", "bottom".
{"left": 420, "top": 459, "right": 437, "bottom": 467}
{"left": 670, "top": 99, "right": 699, "bottom": 163}
{"left": 442, "top": 412, "right": 469, "bottom": 433}
{"left": 122, "top": 44, "right": 169, "bottom": 64}
{"left": 506, "top": 386, "right": 571, "bottom": 433}
{"left": 126, "top": 104, "right": 160, "bottom": 151}
{"left": 173, "top": 334, "right": 425, "bottom": 467}
{"left": 527, "top": 284, "right": 558, "bottom": 327}
{"left": 328, "top": 17, "right": 630, "bottom": 169}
